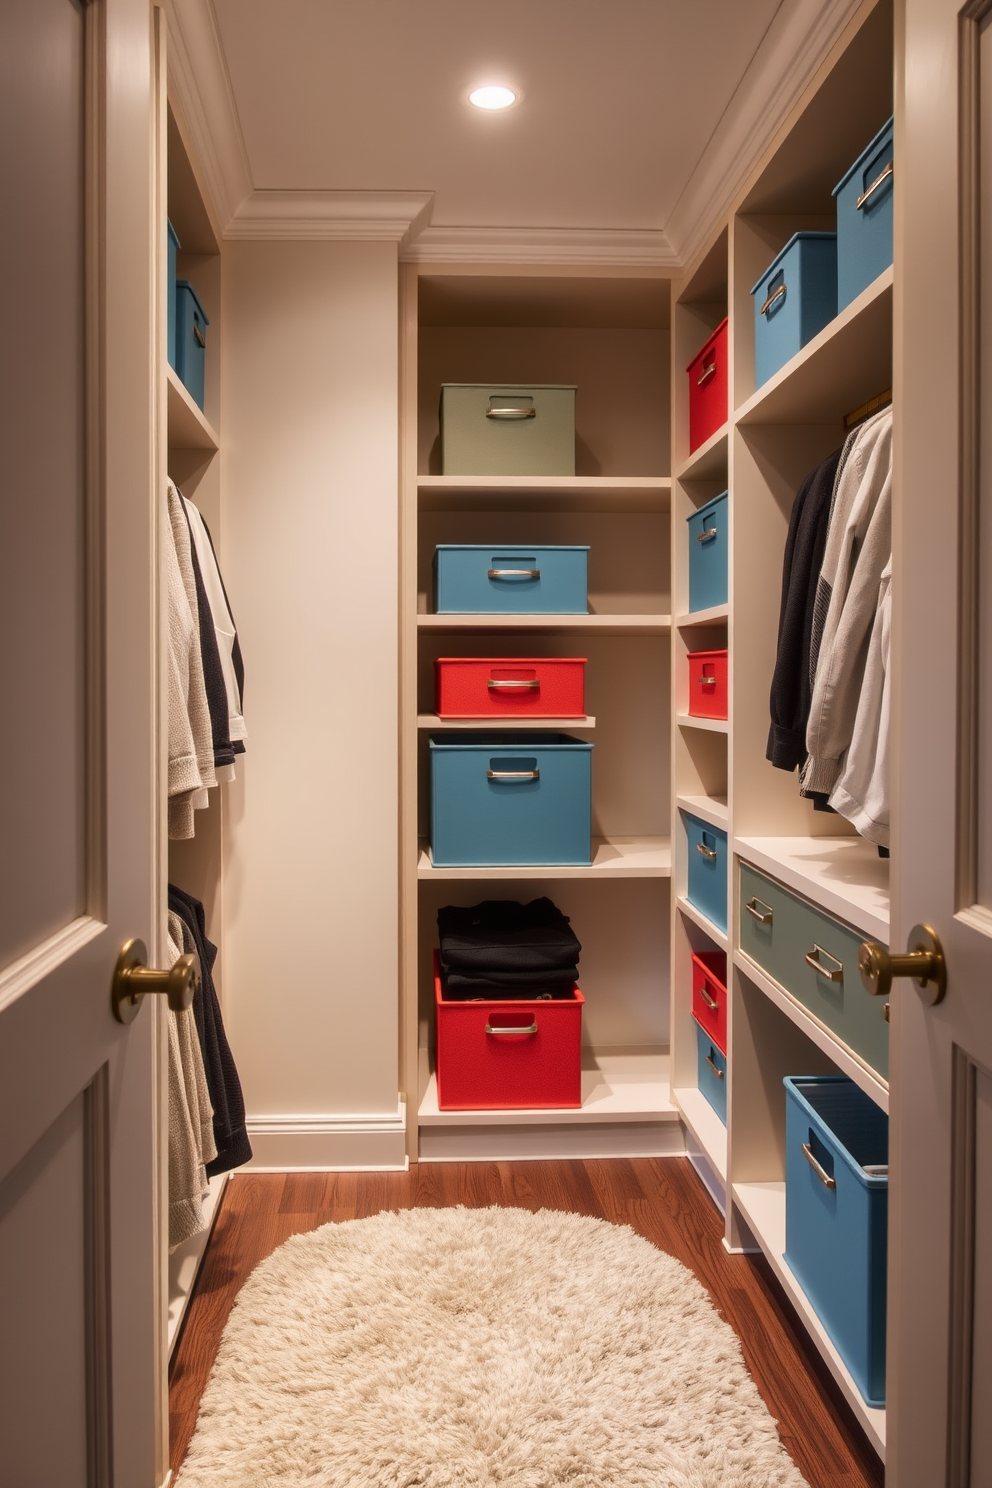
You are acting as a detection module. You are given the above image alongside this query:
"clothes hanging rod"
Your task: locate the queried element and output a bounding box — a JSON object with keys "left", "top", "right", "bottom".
{"left": 843, "top": 388, "right": 892, "bottom": 430}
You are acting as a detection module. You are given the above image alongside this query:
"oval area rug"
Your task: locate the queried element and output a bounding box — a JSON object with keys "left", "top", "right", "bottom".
{"left": 177, "top": 1205, "right": 809, "bottom": 1487}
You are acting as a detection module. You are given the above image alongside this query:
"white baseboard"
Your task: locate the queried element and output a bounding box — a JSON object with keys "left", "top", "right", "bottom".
{"left": 418, "top": 1119, "right": 685, "bottom": 1164}
{"left": 245, "top": 1106, "right": 408, "bottom": 1171}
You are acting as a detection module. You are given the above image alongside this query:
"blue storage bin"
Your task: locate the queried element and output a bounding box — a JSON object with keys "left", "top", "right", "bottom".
{"left": 833, "top": 117, "right": 894, "bottom": 312}
{"left": 167, "top": 220, "right": 180, "bottom": 371}
{"left": 434, "top": 545, "right": 588, "bottom": 615}
{"left": 175, "top": 279, "right": 209, "bottom": 411}
{"left": 684, "top": 812, "right": 728, "bottom": 932}
{"left": 686, "top": 491, "right": 728, "bottom": 613}
{"left": 694, "top": 1018, "right": 727, "bottom": 1124}
{"left": 751, "top": 233, "right": 837, "bottom": 390}
{"left": 784, "top": 1076, "right": 888, "bottom": 1406}
{"left": 430, "top": 733, "right": 592, "bottom": 867}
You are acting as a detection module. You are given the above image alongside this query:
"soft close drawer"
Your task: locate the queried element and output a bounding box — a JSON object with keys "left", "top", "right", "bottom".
{"left": 691, "top": 949, "right": 727, "bottom": 1055}
{"left": 684, "top": 812, "right": 728, "bottom": 933}
{"left": 434, "top": 954, "right": 583, "bottom": 1110}
{"left": 784, "top": 1076, "right": 888, "bottom": 1406}
{"left": 687, "top": 648, "right": 728, "bottom": 720}
{"left": 439, "top": 383, "right": 576, "bottom": 477}
{"left": 833, "top": 116, "right": 893, "bottom": 313}
{"left": 751, "top": 232, "right": 837, "bottom": 390}
{"left": 430, "top": 732, "right": 592, "bottom": 867}
{"left": 434, "top": 545, "right": 589, "bottom": 615}
{"left": 686, "top": 491, "right": 728, "bottom": 613}
{"left": 434, "top": 657, "right": 586, "bottom": 718}
{"left": 686, "top": 318, "right": 728, "bottom": 454}
{"left": 739, "top": 862, "right": 889, "bottom": 1079}
{"left": 694, "top": 1018, "right": 727, "bottom": 1125}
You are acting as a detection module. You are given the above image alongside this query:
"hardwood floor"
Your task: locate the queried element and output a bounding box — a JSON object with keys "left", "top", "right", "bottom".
{"left": 170, "top": 1158, "right": 884, "bottom": 1486}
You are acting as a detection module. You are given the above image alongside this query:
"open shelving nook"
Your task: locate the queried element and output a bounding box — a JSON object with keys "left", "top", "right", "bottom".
{"left": 669, "top": 0, "right": 893, "bottom": 1461}
{"left": 400, "top": 266, "right": 679, "bottom": 1164}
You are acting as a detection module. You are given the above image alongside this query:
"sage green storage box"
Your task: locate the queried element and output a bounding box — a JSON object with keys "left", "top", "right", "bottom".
{"left": 440, "top": 384, "right": 577, "bottom": 476}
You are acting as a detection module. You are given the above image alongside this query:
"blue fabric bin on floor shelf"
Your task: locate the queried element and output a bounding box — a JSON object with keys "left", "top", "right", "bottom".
{"left": 686, "top": 491, "right": 728, "bottom": 613}
{"left": 683, "top": 812, "right": 728, "bottom": 932}
{"left": 434, "top": 544, "right": 589, "bottom": 615}
{"left": 167, "top": 220, "right": 180, "bottom": 371}
{"left": 175, "top": 279, "right": 209, "bottom": 412}
{"left": 833, "top": 116, "right": 894, "bottom": 312}
{"left": 694, "top": 1018, "right": 727, "bottom": 1124}
{"left": 751, "top": 233, "right": 837, "bottom": 390}
{"left": 430, "top": 733, "right": 593, "bottom": 867}
{"left": 784, "top": 1075, "right": 888, "bottom": 1406}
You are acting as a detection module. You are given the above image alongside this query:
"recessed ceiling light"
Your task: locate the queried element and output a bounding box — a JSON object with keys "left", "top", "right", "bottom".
{"left": 468, "top": 85, "right": 518, "bottom": 111}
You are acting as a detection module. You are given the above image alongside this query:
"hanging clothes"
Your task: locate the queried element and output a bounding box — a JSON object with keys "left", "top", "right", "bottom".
{"left": 179, "top": 496, "right": 236, "bottom": 777}
{"left": 182, "top": 495, "right": 247, "bottom": 761}
{"left": 167, "top": 480, "right": 216, "bottom": 837}
{"left": 166, "top": 911, "right": 218, "bottom": 1249}
{"left": 829, "top": 555, "right": 891, "bottom": 847}
{"left": 168, "top": 883, "right": 252, "bottom": 1176}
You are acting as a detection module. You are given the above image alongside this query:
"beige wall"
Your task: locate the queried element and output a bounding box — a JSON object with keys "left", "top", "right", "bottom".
{"left": 219, "top": 240, "right": 402, "bottom": 1159}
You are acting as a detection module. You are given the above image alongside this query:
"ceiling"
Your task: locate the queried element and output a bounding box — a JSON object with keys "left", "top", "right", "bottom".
{"left": 212, "top": 0, "right": 785, "bottom": 235}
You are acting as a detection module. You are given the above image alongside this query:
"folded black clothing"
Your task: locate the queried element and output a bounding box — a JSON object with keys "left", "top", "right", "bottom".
{"left": 441, "top": 975, "right": 578, "bottom": 1002}
{"left": 442, "top": 965, "right": 578, "bottom": 994}
{"left": 437, "top": 897, "right": 581, "bottom": 974}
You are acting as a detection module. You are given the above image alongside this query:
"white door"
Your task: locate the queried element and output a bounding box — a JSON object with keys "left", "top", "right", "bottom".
{"left": 891, "top": 0, "right": 992, "bottom": 1482}
{"left": 0, "top": 0, "right": 165, "bottom": 1483}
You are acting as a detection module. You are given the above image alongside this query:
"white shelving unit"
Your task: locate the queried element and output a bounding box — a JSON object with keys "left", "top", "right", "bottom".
{"left": 418, "top": 836, "right": 672, "bottom": 880}
{"left": 167, "top": 1174, "right": 227, "bottom": 1355}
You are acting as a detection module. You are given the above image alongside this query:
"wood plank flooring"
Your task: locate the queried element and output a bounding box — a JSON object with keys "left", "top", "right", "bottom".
{"left": 170, "top": 1158, "right": 884, "bottom": 1486}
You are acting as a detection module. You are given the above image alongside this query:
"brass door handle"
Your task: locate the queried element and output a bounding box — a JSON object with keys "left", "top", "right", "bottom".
{"left": 112, "top": 937, "right": 200, "bottom": 1024}
{"left": 858, "top": 923, "right": 947, "bottom": 1005}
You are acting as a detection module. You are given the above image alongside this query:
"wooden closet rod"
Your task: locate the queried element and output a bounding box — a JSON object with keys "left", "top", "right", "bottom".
{"left": 843, "top": 387, "right": 892, "bottom": 430}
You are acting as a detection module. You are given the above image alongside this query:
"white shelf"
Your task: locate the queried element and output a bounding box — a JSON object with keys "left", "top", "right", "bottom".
{"left": 167, "top": 1172, "right": 226, "bottom": 1355}
{"left": 417, "top": 475, "right": 671, "bottom": 513}
{"left": 674, "top": 425, "right": 728, "bottom": 483}
{"left": 418, "top": 714, "right": 595, "bottom": 730}
{"left": 676, "top": 895, "right": 729, "bottom": 949}
{"left": 676, "top": 712, "right": 728, "bottom": 734}
{"left": 418, "top": 836, "right": 672, "bottom": 880}
{"left": 674, "top": 1085, "right": 728, "bottom": 1180}
{"left": 419, "top": 1047, "right": 676, "bottom": 1126}
{"left": 735, "top": 268, "right": 893, "bottom": 429}
{"left": 732, "top": 1180, "right": 886, "bottom": 1459}
{"left": 676, "top": 793, "right": 729, "bottom": 830}
{"left": 166, "top": 363, "right": 218, "bottom": 451}
{"left": 674, "top": 604, "right": 728, "bottom": 629}
{"left": 734, "top": 835, "right": 889, "bottom": 943}
{"left": 418, "top": 613, "right": 672, "bottom": 635}
{"left": 733, "top": 950, "right": 888, "bottom": 1112}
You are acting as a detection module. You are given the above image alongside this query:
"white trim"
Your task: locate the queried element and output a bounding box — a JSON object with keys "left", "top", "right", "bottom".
{"left": 226, "top": 189, "right": 435, "bottom": 244}
{"left": 419, "top": 1121, "right": 685, "bottom": 1163}
{"left": 164, "top": 0, "right": 252, "bottom": 229}
{"left": 403, "top": 225, "right": 677, "bottom": 267}
{"left": 664, "top": 0, "right": 865, "bottom": 269}
{"left": 0, "top": 916, "right": 105, "bottom": 1015}
{"left": 245, "top": 1106, "right": 408, "bottom": 1171}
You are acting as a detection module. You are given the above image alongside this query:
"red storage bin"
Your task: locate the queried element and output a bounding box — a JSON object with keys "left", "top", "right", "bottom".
{"left": 435, "top": 657, "right": 586, "bottom": 718}
{"left": 687, "top": 648, "right": 728, "bottom": 719}
{"left": 434, "top": 953, "right": 583, "bottom": 1110}
{"left": 687, "top": 318, "right": 728, "bottom": 454}
{"left": 691, "top": 949, "right": 728, "bottom": 1055}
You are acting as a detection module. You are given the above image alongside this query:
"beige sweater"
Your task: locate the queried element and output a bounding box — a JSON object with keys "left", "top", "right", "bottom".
{"left": 166, "top": 481, "right": 216, "bottom": 838}
{"left": 167, "top": 912, "right": 217, "bottom": 1250}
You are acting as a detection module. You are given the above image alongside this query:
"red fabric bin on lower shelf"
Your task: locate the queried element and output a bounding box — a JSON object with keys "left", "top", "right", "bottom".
{"left": 434, "top": 953, "right": 584, "bottom": 1110}
{"left": 687, "top": 317, "right": 728, "bottom": 453}
{"left": 691, "top": 949, "right": 728, "bottom": 1055}
{"left": 687, "top": 648, "right": 728, "bottom": 719}
{"left": 434, "top": 657, "right": 587, "bottom": 718}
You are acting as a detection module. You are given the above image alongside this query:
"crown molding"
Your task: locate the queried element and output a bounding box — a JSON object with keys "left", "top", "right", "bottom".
{"left": 165, "top": 0, "right": 252, "bottom": 229}
{"left": 226, "top": 189, "right": 435, "bottom": 244}
{"left": 403, "top": 225, "right": 677, "bottom": 267}
{"left": 664, "top": 0, "right": 866, "bottom": 272}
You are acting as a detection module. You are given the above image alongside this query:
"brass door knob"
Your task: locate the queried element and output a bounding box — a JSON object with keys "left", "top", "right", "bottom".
{"left": 858, "top": 922, "right": 947, "bottom": 1006}
{"left": 111, "top": 937, "right": 200, "bottom": 1024}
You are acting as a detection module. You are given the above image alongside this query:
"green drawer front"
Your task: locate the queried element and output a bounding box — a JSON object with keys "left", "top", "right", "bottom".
{"left": 739, "top": 863, "right": 889, "bottom": 1080}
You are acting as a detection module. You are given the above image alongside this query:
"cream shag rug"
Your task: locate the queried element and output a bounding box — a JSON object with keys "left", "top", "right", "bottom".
{"left": 177, "top": 1206, "right": 808, "bottom": 1488}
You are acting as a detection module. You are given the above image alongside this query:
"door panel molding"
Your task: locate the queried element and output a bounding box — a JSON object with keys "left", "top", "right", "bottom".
{"left": 947, "top": 1043, "right": 980, "bottom": 1486}
{"left": 84, "top": 1064, "right": 112, "bottom": 1488}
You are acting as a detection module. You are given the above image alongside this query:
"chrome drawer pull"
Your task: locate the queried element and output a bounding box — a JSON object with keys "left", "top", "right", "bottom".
{"left": 696, "top": 360, "right": 717, "bottom": 387}
{"left": 805, "top": 944, "right": 844, "bottom": 983}
{"left": 487, "top": 769, "right": 539, "bottom": 781}
{"left": 699, "top": 676, "right": 718, "bottom": 686}
{"left": 487, "top": 679, "right": 540, "bottom": 690}
{"left": 485, "top": 1020, "right": 538, "bottom": 1035}
{"left": 696, "top": 527, "right": 718, "bottom": 543}
{"left": 856, "top": 160, "right": 893, "bottom": 211}
{"left": 696, "top": 842, "right": 718, "bottom": 860}
{"left": 705, "top": 1054, "right": 725, "bottom": 1080}
{"left": 486, "top": 406, "right": 536, "bottom": 419}
{"left": 760, "top": 284, "right": 787, "bottom": 316}
{"left": 802, "top": 1142, "right": 836, "bottom": 1190}
{"left": 699, "top": 985, "right": 719, "bottom": 1012}
{"left": 488, "top": 568, "right": 540, "bottom": 579}
{"left": 745, "top": 896, "right": 773, "bottom": 925}
{"left": 193, "top": 322, "right": 206, "bottom": 349}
